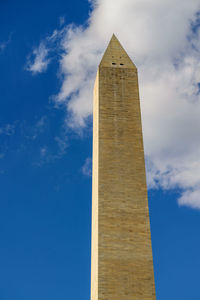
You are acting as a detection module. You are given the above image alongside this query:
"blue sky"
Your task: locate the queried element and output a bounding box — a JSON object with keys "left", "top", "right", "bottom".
{"left": 1, "top": 0, "right": 200, "bottom": 299}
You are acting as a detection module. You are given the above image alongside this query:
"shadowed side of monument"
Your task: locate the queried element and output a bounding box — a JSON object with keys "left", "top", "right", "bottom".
{"left": 91, "top": 34, "right": 156, "bottom": 299}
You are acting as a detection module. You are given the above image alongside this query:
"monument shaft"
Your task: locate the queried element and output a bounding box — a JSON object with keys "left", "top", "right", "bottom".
{"left": 91, "top": 35, "right": 156, "bottom": 299}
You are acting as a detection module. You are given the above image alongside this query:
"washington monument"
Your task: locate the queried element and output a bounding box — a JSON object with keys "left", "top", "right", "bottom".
{"left": 91, "top": 35, "right": 156, "bottom": 299}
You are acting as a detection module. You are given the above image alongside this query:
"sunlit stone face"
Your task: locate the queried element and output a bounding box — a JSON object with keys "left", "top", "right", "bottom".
{"left": 91, "top": 35, "right": 156, "bottom": 299}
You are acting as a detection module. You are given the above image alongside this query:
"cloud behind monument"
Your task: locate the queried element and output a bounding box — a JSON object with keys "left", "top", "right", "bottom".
{"left": 27, "top": 0, "right": 200, "bottom": 209}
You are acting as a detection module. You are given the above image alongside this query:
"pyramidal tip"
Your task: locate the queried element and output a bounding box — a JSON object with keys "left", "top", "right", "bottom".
{"left": 99, "top": 34, "right": 136, "bottom": 69}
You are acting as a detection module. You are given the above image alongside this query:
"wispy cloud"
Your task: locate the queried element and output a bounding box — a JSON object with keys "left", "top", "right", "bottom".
{"left": 25, "top": 42, "right": 50, "bottom": 74}
{"left": 27, "top": 1, "right": 200, "bottom": 209}
{"left": 82, "top": 157, "right": 92, "bottom": 177}
{"left": 32, "top": 116, "right": 48, "bottom": 139}
{"left": 25, "top": 28, "right": 66, "bottom": 75}
{"left": 0, "top": 123, "right": 16, "bottom": 136}
{"left": 0, "top": 122, "right": 17, "bottom": 160}
{"left": 33, "top": 126, "right": 68, "bottom": 166}
{"left": 0, "top": 33, "right": 12, "bottom": 53}
{"left": 55, "top": 135, "right": 68, "bottom": 156}
{"left": 0, "top": 41, "right": 8, "bottom": 52}
{"left": 40, "top": 146, "right": 48, "bottom": 158}
{"left": 35, "top": 136, "right": 68, "bottom": 166}
{"left": 0, "top": 117, "right": 68, "bottom": 168}
{"left": 0, "top": 153, "right": 5, "bottom": 159}
{"left": 59, "top": 16, "right": 65, "bottom": 26}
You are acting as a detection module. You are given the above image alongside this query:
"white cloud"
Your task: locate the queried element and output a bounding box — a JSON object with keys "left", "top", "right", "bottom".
{"left": 25, "top": 28, "right": 67, "bottom": 75}
{"left": 26, "top": 42, "right": 50, "bottom": 74}
{"left": 29, "top": 0, "right": 200, "bottom": 209}
{"left": 178, "top": 189, "right": 200, "bottom": 209}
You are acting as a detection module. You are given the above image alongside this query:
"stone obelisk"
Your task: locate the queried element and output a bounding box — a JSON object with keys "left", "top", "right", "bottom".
{"left": 91, "top": 34, "right": 156, "bottom": 299}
